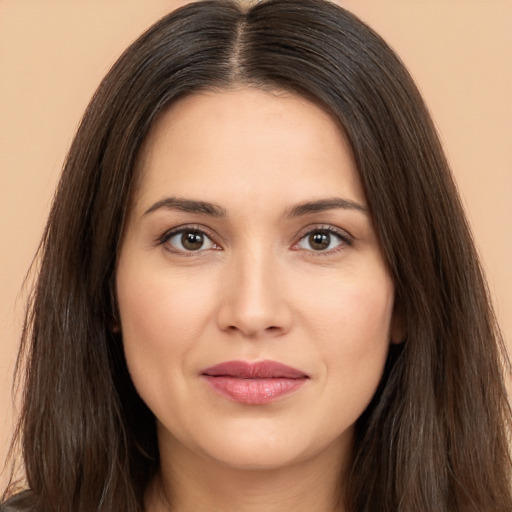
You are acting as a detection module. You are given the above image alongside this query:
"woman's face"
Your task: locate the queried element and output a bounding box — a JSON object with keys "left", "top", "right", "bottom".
{"left": 116, "top": 88, "right": 401, "bottom": 471}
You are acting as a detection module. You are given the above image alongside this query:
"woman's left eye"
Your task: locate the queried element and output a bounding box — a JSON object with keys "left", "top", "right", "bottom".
{"left": 163, "top": 229, "right": 218, "bottom": 252}
{"left": 296, "top": 228, "right": 350, "bottom": 252}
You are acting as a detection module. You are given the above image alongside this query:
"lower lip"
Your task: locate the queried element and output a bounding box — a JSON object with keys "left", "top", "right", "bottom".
{"left": 203, "top": 376, "right": 307, "bottom": 404}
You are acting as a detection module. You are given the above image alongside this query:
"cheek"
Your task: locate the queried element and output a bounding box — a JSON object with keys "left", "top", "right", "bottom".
{"left": 117, "top": 265, "right": 215, "bottom": 350}
{"left": 306, "top": 271, "right": 394, "bottom": 349}
{"left": 115, "top": 261, "right": 218, "bottom": 407}
{"left": 304, "top": 273, "right": 394, "bottom": 413}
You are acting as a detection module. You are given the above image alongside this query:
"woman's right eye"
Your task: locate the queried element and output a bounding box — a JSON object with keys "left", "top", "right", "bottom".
{"left": 162, "top": 229, "right": 219, "bottom": 253}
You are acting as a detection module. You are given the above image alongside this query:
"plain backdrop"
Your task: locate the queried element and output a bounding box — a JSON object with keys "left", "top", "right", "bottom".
{"left": 1, "top": 0, "right": 511, "bottom": 485}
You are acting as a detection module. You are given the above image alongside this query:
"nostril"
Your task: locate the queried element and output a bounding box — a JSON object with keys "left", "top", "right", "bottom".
{"left": 216, "top": 296, "right": 293, "bottom": 337}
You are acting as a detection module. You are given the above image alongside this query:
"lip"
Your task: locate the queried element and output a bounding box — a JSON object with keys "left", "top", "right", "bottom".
{"left": 201, "top": 360, "right": 309, "bottom": 405}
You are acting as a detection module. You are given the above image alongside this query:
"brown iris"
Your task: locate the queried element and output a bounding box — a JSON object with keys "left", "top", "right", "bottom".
{"left": 308, "top": 231, "right": 331, "bottom": 250}
{"left": 181, "top": 231, "right": 205, "bottom": 250}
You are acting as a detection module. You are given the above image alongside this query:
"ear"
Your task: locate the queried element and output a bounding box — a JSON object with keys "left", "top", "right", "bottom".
{"left": 390, "top": 299, "right": 406, "bottom": 344}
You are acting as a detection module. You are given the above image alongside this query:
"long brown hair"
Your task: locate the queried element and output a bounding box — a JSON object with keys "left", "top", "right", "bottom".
{"left": 2, "top": 1, "right": 511, "bottom": 511}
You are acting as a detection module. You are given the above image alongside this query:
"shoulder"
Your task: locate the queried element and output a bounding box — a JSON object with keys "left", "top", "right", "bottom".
{"left": 0, "top": 490, "right": 36, "bottom": 512}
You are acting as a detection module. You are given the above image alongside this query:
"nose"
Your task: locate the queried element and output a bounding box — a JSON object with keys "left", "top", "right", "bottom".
{"left": 216, "top": 248, "right": 293, "bottom": 338}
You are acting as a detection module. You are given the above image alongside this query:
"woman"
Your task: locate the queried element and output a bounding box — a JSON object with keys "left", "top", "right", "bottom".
{"left": 2, "top": 0, "right": 511, "bottom": 511}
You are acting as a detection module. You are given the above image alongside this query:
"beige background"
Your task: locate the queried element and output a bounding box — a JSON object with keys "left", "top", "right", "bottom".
{"left": 1, "top": 0, "right": 511, "bottom": 484}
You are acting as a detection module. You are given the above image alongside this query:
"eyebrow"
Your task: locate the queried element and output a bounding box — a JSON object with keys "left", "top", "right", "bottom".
{"left": 285, "top": 197, "right": 368, "bottom": 218}
{"left": 143, "top": 197, "right": 227, "bottom": 217}
{"left": 143, "top": 196, "right": 367, "bottom": 218}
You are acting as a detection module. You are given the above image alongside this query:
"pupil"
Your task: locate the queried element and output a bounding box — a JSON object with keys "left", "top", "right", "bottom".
{"left": 182, "top": 231, "right": 204, "bottom": 250}
{"left": 309, "top": 231, "right": 330, "bottom": 250}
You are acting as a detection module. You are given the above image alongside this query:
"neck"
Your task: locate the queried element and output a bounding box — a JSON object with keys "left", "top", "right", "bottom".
{"left": 146, "top": 436, "right": 349, "bottom": 512}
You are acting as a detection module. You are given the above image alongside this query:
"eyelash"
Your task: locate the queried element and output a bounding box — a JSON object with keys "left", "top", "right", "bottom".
{"left": 292, "top": 225, "right": 353, "bottom": 256}
{"left": 156, "top": 224, "right": 220, "bottom": 256}
{"left": 156, "top": 224, "right": 353, "bottom": 256}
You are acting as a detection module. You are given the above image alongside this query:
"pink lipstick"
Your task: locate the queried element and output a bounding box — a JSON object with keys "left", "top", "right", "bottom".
{"left": 201, "top": 360, "right": 309, "bottom": 404}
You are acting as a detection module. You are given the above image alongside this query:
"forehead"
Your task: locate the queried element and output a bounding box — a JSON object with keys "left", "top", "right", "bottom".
{"left": 133, "top": 87, "right": 365, "bottom": 214}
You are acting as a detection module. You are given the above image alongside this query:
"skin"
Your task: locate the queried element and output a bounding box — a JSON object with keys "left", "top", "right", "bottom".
{"left": 116, "top": 87, "right": 402, "bottom": 512}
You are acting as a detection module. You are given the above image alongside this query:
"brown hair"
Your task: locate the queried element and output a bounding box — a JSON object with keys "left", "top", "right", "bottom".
{"left": 2, "top": 1, "right": 511, "bottom": 511}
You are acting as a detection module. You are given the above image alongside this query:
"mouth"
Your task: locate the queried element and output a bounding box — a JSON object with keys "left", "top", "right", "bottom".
{"left": 201, "top": 360, "right": 309, "bottom": 405}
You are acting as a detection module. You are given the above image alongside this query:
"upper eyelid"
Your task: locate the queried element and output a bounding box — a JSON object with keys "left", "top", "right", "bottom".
{"left": 159, "top": 224, "right": 218, "bottom": 243}
{"left": 294, "top": 224, "right": 353, "bottom": 242}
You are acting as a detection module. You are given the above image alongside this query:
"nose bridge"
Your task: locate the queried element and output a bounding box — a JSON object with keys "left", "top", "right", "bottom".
{"left": 217, "top": 240, "right": 291, "bottom": 337}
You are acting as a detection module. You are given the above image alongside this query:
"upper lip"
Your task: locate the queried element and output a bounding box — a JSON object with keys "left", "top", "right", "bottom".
{"left": 201, "top": 360, "right": 309, "bottom": 379}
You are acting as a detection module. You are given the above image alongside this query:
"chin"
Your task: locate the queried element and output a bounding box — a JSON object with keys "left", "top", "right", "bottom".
{"left": 189, "top": 423, "right": 349, "bottom": 472}
{"left": 210, "top": 446, "right": 303, "bottom": 471}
